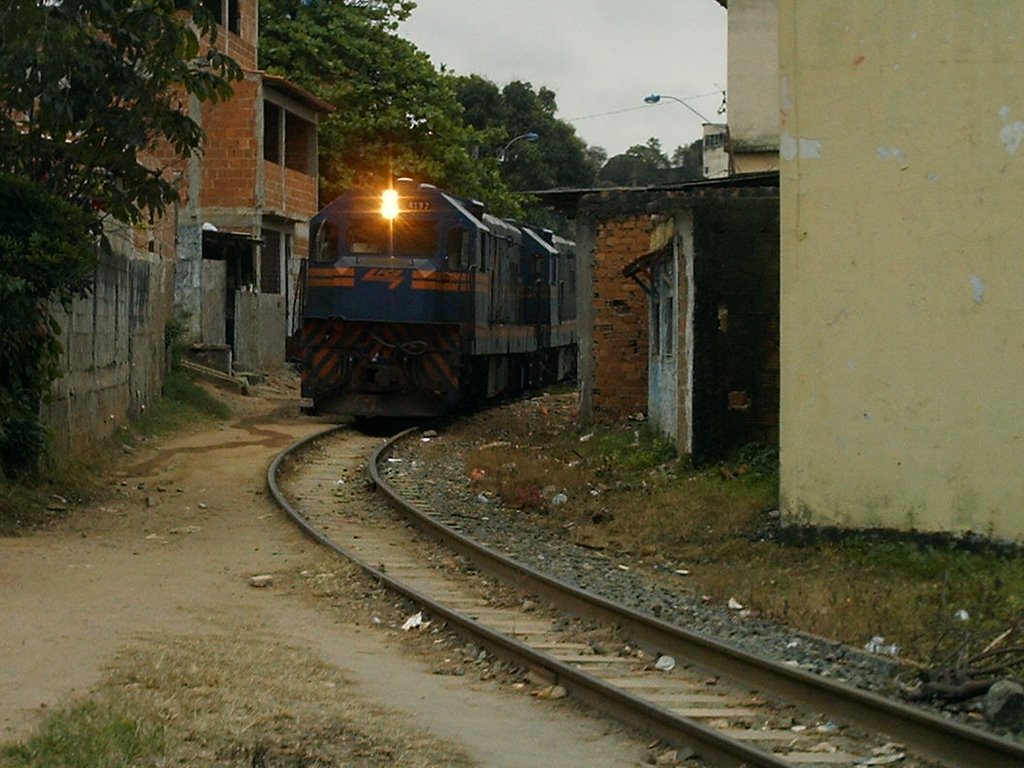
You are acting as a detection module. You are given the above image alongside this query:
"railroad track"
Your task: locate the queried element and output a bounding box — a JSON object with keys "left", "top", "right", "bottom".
{"left": 268, "top": 424, "right": 1024, "bottom": 768}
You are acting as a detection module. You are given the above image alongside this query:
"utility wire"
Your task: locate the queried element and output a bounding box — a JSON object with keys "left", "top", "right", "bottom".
{"left": 565, "top": 91, "right": 723, "bottom": 123}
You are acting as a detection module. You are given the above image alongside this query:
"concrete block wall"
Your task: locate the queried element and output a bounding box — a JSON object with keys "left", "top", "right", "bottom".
{"left": 43, "top": 219, "right": 175, "bottom": 458}
{"left": 233, "top": 290, "right": 285, "bottom": 370}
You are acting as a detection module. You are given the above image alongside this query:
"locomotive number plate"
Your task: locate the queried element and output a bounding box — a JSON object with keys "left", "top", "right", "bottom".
{"left": 405, "top": 199, "right": 431, "bottom": 211}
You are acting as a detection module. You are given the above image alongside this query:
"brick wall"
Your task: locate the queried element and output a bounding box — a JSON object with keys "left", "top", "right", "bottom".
{"left": 589, "top": 213, "right": 650, "bottom": 421}
{"left": 199, "top": 77, "right": 259, "bottom": 209}
{"left": 263, "top": 162, "right": 318, "bottom": 221}
{"left": 201, "top": 0, "right": 258, "bottom": 70}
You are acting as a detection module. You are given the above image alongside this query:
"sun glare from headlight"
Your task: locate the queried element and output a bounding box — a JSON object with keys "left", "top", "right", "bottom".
{"left": 380, "top": 188, "right": 399, "bottom": 220}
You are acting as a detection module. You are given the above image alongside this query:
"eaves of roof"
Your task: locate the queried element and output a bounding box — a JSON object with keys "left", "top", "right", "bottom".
{"left": 260, "top": 72, "right": 335, "bottom": 113}
{"left": 527, "top": 171, "right": 779, "bottom": 217}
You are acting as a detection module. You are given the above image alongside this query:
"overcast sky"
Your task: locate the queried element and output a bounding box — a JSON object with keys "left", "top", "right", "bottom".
{"left": 398, "top": 0, "right": 728, "bottom": 159}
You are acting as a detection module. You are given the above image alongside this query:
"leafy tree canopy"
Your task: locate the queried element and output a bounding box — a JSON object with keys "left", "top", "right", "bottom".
{"left": 0, "top": 1, "right": 242, "bottom": 474}
{"left": 260, "top": 2, "right": 602, "bottom": 218}
{"left": 0, "top": 0, "right": 242, "bottom": 231}
{"left": 598, "top": 137, "right": 704, "bottom": 187}
{"left": 0, "top": 175, "right": 97, "bottom": 473}
{"left": 260, "top": 0, "right": 518, "bottom": 210}
{"left": 453, "top": 76, "right": 595, "bottom": 193}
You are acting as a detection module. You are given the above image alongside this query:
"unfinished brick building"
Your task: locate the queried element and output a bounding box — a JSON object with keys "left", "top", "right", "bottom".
{"left": 176, "top": 0, "right": 331, "bottom": 372}
{"left": 541, "top": 174, "right": 779, "bottom": 462}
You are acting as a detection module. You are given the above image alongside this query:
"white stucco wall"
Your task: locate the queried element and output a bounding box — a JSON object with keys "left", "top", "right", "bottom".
{"left": 779, "top": 1, "right": 1024, "bottom": 539}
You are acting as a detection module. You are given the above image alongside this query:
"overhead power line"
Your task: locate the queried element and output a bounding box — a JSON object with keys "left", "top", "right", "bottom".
{"left": 565, "top": 91, "right": 722, "bottom": 123}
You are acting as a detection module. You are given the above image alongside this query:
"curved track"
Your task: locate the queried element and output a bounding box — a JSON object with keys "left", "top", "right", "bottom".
{"left": 268, "top": 424, "right": 1024, "bottom": 768}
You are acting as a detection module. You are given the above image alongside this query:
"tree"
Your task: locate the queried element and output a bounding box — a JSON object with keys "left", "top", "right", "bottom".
{"left": 260, "top": 0, "right": 513, "bottom": 209}
{"left": 0, "top": 1, "right": 242, "bottom": 474}
{"left": 671, "top": 139, "right": 704, "bottom": 181}
{"left": 453, "top": 77, "right": 596, "bottom": 193}
{"left": 597, "top": 137, "right": 704, "bottom": 186}
{"left": 598, "top": 138, "right": 669, "bottom": 186}
{"left": 584, "top": 146, "right": 609, "bottom": 180}
{"left": 0, "top": 0, "right": 241, "bottom": 229}
{"left": 0, "top": 176, "right": 96, "bottom": 473}
{"left": 453, "top": 76, "right": 595, "bottom": 226}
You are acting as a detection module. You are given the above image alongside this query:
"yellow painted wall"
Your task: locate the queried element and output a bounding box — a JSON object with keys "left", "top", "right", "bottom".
{"left": 779, "top": 0, "right": 1024, "bottom": 539}
{"left": 734, "top": 151, "right": 779, "bottom": 175}
{"left": 728, "top": 0, "right": 780, "bottom": 155}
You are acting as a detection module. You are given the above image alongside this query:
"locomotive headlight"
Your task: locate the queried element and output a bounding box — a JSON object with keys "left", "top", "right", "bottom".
{"left": 380, "top": 188, "right": 399, "bottom": 220}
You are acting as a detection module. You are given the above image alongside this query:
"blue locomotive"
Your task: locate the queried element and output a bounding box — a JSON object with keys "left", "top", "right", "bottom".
{"left": 299, "top": 179, "right": 577, "bottom": 417}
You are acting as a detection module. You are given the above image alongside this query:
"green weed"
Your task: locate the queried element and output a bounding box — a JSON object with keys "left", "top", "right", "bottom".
{"left": 129, "top": 369, "right": 231, "bottom": 439}
{"left": 0, "top": 701, "right": 165, "bottom": 768}
{"left": 577, "top": 423, "right": 677, "bottom": 471}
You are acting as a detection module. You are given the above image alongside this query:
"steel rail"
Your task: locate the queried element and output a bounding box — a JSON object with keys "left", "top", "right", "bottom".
{"left": 268, "top": 426, "right": 1024, "bottom": 767}
{"left": 366, "top": 429, "right": 1024, "bottom": 768}
{"left": 269, "top": 427, "right": 788, "bottom": 767}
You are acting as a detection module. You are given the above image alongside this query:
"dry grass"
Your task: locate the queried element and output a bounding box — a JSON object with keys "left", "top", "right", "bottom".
{"left": 460, "top": 393, "right": 1024, "bottom": 676}
{"left": 2, "top": 617, "right": 475, "bottom": 768}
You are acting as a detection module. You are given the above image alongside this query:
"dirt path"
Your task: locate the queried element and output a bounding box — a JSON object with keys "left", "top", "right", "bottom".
{"left": 0, "top": 380, "right": 651, "bottom": 767}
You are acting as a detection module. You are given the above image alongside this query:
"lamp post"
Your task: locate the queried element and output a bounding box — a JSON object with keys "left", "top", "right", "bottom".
{"left": 498, "top": 131, "right": 539, "bottom": 162}
{"left": 643, "top": 93, "right": 711, "bottom": 123}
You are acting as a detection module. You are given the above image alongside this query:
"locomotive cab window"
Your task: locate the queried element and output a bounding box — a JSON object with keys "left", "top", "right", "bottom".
{"left": 347, "top": 218, "right": 438, "bottom": 259}
{"left": 395, "top": 220, "right": 437, "bottom": 257}
{"left": 313, "top": 220, "right": 339, "bottom": 263}
{"left": 532, "top": 253, "right": 546, "bottom": 284}
{"left": 348, "top": 220, "right": 386, "bottom": 255}
{"left": 447, "top": 227, "right": 469, "bottom": 270}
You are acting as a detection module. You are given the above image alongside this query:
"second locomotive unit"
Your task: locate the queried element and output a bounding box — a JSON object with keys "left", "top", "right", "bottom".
{"left": 299, "top": 178, "right": 577, "bottom": 417}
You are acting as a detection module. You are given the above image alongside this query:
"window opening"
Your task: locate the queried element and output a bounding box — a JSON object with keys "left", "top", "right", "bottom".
{"left": 447, "top": 228, "right": 467, "bottom": 269}
{"left": 346, "top": 218, "right": 437, "bottom": 258}
{"left": 313, "top": 221, "right": 339, "bottom": 263}
{"left": 202, "top": 0, "right": 239, "bottom": 35}
{"left": 284, "top": 112, "right": 314, "bottom": 174}
{"left": 264, "top": 101, "right": 281, "bottom": 163}
{"left": 260, "top": 230, "right": 281, "bottom": 294}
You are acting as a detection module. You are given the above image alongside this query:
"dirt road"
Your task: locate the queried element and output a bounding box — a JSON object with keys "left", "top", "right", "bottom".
{"left": 0, "top": 379, "right": 652, "bottom": 767}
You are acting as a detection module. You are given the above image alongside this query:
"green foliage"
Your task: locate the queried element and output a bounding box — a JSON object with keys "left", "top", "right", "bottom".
{"left": 260, "top": 0, "right": 502, "bottom": 206}
{"left": 453, "top": 76, "right": 595, "bottom": 221}
{"left": 598, "top": 137, "right": 704, "bottom": 187}
{"left": 0, "top": 175, "right": 97, "bottom": 474}
{"left": 162, "top": 370, "right": 232, "bottom": 420}
{"left": 454, "top": 77, "right": 595, "bottom": 190}
{"left": 733, "top": 442, "right": 779, "bottom": 477}
{"left": 671, "top": 140, "right": 704, "bottom": 180}
{"left": 578, "top": 424, "right": 678, "bottom": 472}
{"left": 0, "top": 0, "right": 241, "bottom": 229}
{"left": 1, "top": 701, "right": 165, "bottom": 768}
{"left": 0, "top": 2, "right": 240, "bottom": 473}
{"left": 259, "top": 2, "right": 594, "bottom": 220}
{"left": 842, "top": 537, "right": 1024, "bottom": 584}
{"left": 126, "top": 369, "right": 231, "bottom": 440}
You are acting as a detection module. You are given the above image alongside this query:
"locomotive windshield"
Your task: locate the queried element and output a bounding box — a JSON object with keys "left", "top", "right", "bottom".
{"left": 347, "top": 217, "right": 438, "bottom": 259}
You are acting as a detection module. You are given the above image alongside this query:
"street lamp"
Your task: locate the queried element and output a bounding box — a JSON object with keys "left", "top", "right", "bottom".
{"left": 498, "top": 131, "right": 539, "bottom": 162}
{"left": 643, "top": 93, "right": 711, "bottom": 123}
